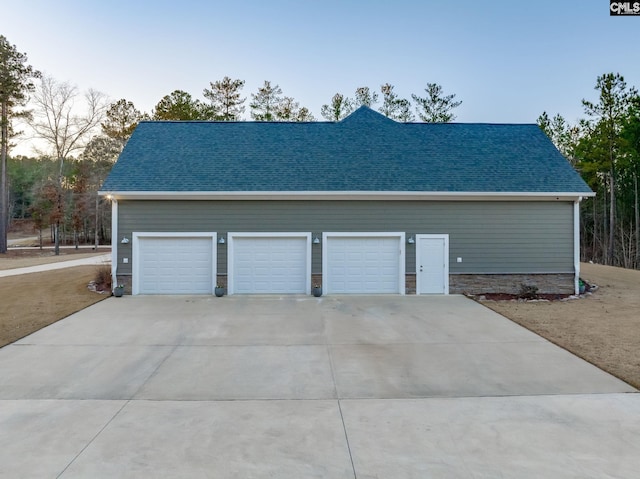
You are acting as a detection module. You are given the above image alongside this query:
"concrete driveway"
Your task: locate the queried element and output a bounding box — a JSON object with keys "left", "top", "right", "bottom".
{"left": 0, "top": 295, "right": 637, "bottom": 478}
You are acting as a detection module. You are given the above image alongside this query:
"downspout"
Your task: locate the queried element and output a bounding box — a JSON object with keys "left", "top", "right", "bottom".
{"left": 574, "top": 198, "right": 581, "bottom": 295}
{"left": 111, "top": 199, "right": 118, "bottom": 290}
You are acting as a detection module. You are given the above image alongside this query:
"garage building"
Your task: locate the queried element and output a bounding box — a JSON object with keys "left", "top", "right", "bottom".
{"left": 100, "top": 107, "right": 593, "bottom": 296}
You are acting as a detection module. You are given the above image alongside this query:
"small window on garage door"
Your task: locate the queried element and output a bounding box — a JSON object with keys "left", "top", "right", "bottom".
{"left": 133, "top": 233, "right": 216, "bottom": 295}
{"left": 323, "top": 232, "right": 405, "bottom": 294}
{"left": 228, "top": 233, "right": 311, "bottom": 295}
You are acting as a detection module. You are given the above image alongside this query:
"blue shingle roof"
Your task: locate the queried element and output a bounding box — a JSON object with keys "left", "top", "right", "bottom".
{"left": 100, "top": 106, "right": 593, "bottom": 194}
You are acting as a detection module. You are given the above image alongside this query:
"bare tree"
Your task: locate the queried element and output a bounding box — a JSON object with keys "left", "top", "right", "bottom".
{"left": 28, "top": 75, "right": 108, "bottom": 254}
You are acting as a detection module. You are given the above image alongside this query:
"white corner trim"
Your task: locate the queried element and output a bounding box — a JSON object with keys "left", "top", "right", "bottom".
{"left": 226, "top": 232, "right": 312, "bottom": 295}
{"left": 322, "top": 232, "right": 406, "bottom": 295}
{"left": 574, "top": 200, "right": 581, "bottom": 295}
{"left": 131, "top": 232, "right": 217, "bottom": 295}
{"left": 111, "top": 200, "right": 118, "bottom": 288}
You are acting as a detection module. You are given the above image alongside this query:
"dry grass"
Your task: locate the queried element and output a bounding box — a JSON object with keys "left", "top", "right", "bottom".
{"left": 485, "top": 262, "right": 640, "bottom": 389}
{"left": 0, "top": 266, "right": 108, "bottom": 347}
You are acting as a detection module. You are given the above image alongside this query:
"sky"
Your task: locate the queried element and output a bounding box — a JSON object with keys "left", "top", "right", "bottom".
{"left": 3, "top": 0, "right": 640, "bottom": 155}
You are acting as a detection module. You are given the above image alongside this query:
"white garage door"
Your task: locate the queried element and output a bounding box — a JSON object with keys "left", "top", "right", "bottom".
{"left": 230, "top": 235, "right": 309, "bottom": 294}
{"left": 325, "top": 234, "right": 403, "bottom": 294}
{"left": 135, "top": 235, "right": 214, "bottom": 295}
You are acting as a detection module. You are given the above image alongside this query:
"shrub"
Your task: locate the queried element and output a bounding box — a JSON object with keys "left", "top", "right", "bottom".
{"left": 95, "top": 266, "right": 112, "bottom": 290}
{"left": 518, "top": 283, "right": 539, "bottom": 300}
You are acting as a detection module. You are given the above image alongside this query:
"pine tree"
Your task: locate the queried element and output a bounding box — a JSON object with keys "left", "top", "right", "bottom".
{"left": 412, "top": 83, "right": 462, "bottom": 122}
{"left": 249, "top": 81, "right": 283, "bottom": 121}
{"left": 203, "top": 76, "right": 246, "bottom": 121}
{"left": 0, "top": 36, "right": 40, "bottom": 253}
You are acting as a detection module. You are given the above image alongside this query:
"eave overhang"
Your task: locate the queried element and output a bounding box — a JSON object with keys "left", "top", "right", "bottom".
{"left": 98, "top": 190, "right": 595, "bottom": 201}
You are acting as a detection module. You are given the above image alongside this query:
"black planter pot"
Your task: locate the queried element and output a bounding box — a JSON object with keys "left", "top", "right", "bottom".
{"left": 215, "top": 287, "right": 225, "bottom": 297}
{"left": 312, "top": 287, "right": 322, "bottom": 297}
{"left": 113, "top": 287, "right": 124, "bottom": 297}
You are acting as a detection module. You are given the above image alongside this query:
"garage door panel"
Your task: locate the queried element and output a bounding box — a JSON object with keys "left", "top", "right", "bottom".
{"left": 231, "top": 236, "right": 309, "bottom": 294}
{"left": 137, "top": 236, "right": 214, "bottom": 295}
{"left": 326, "top": 236, "right": 403, "bottom": 294}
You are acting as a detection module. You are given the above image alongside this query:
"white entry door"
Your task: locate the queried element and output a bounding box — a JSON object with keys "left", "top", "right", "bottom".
{"left": 416, "top": 234, "right": 449, "bottom": 294}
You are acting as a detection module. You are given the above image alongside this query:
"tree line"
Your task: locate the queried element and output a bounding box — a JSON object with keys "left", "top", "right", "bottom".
{"left": 538, "top": 72, "right": 640, "bottom": 269}
{"left": 1, "top": 34, "right": 463, "bottom": 254}
{"left": 13, "top": 36, "right": 640, "bottom": 272}
{"left": 112, "top": 78, "right": 462, "bottom": 124}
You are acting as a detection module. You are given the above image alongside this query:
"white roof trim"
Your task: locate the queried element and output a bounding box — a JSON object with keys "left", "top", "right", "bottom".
{"left": 99, "top": 190, "right": 595, "bottom": 201}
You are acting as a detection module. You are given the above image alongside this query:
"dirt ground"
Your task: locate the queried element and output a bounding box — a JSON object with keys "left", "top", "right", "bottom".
{"left": 0, "top": 265, "right": 108, "bottom": 348}
{"left": 485, "top": 262, "right": 640, "bottom": 389}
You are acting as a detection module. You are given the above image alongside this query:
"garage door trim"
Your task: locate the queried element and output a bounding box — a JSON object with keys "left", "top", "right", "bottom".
{"left": 227, "top": 232, "right": 312, "bottom": 295}
{"left": 322, "top": 232, "right": 406, "bottom": 295}
{"left": 132, "top": 232, "right": 217, "bottom": 295}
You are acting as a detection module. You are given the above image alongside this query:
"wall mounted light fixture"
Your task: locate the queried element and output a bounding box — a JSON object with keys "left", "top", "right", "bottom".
{"left": 407, "top": 236, "right": 415, "bottom": 244}
{"left": 313, "top": 237, "right": 320, "bottom": 244}
{"left": 218, "top": 236, "right": 225, "bottom": 244}
{"left": 121, "top": 237, "right": 129, "bottom": 244}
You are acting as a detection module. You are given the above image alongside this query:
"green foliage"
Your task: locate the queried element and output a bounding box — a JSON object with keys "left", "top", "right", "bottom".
{"left": 0, "top": 35, "right": 40, "bottom": 114}
{"left": 543, "top": 73, "right": 640, "bottom": 267}
{"left": 320, "top": 93, "right": 353, "bottom": 121}
{"left": 152, "top": 90, "right": 212, "bottom": 120}
{"left": 353, "top": 86, "right": 378, "bottom": 108}
{"left": 412, "top": 83, "right": 462, "bottom": 123}
{"left": 537, "top": 112, "right": 580, "bottom": 163}
{"left": 8, "top": 156, "right": 56, "bottom": 218}
{"left": 249, "top": 81, "right": 283, "bottom": 121}
{"left": 1, "top": 35, "right": 40, "bottom": 253}
{"left": 621, "top": 97, "right": 640, "bottom": 157}
{"left": 275, "top": 97, "right": 315, "bottom": 122}
{"left": 203, "top": 76, "right": 246, "bottom": 121}
{"left": 293, "top": 106, "right": 315, "bottom": 122}
{"left": 101, "top": 99, "right": 145, "bottom": 145}
{"left": 378, "top": 83, "right": 413, "bottom": 121}
{"left": 395, "top": 98, "right": 415, "bottom": 123}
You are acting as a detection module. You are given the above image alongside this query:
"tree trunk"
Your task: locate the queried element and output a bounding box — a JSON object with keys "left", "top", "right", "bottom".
{"left": 0, "top": 101, "right": 8, "bottom": 254}
{"left": 54, "top": 160, "right": 64, "bottom": 256}
{"left": 602, "top": 186, "right": 608, "bottom": 264}
{"left": 54, "top": 222, "right": 60, "bottom": 255}
{"left": 608, "top": 171, "right": 615, "bottom": 265}
{"left": 635, "top": 172, "right": 639, "bottom": 269}
{"left": 590, "top": 198, "right": 596, "bottom": 261}
{"left": 94, "top": 194, "right": 99, "bottom": 250}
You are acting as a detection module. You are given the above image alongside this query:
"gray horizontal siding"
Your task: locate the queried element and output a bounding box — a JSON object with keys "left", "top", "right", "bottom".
{"left": 115, "top": 200, "right": 574, "bottom": 276}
